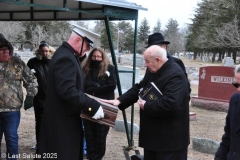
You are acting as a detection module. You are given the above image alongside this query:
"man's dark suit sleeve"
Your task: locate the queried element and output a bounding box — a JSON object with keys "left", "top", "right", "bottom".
{"left": 117, "top": 69, "right": 151, "bottom": 110}
{"left": 53, "top": 56, "right": 100, "bottom": 116}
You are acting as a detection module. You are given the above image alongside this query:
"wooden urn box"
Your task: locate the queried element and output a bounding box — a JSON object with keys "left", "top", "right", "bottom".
{"left": 80, "top": 94, "right": 119, "bottom": 127}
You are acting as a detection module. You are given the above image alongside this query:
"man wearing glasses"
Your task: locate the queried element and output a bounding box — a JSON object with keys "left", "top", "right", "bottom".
{"left": 103, "top": 45, "right": 189, "bottom": 160}
{"left": 215, "top": 64, "right": 240, "bottom": 160}
{"left": 37, "top": 25, "right": 104, "bottom": 160}
{"left": 145, "top": 32, "right": 191, "bottom": 99}
{"left": 0, "top": 35, "right": 38, "bottom": 159}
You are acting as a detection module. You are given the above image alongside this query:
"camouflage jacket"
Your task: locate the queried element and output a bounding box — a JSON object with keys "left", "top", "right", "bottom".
{"left": 0, "top": 56, "right": 38, "bottom": 112}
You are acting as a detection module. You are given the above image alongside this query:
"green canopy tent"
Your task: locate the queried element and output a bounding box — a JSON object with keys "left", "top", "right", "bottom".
{"left": 0, "top": 0, "right": 147, "bottom": 159}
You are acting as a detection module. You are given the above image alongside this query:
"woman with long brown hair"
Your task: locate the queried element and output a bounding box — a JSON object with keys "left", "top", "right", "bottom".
{"left": 81, "top": 48, "right": 117, "bottom": 160}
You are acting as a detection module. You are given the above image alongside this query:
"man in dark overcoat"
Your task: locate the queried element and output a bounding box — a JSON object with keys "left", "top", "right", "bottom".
{"left": 103, "top": 45, "right": 190, "bottom": 160}
{"left": 145, "top": 32, "right": 191, "bottom": 99}
{"left": 37, "top": 25, "right": 104, "bottom": 160}
{"left": 215, "top": 64, "right": 240, "bottom": 160}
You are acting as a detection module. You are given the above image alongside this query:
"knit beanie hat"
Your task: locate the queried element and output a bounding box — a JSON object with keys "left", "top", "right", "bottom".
{"left": 0, "top": 33, "right": 5, "bottom": 39}
{"left": 0, "top": 38, "right": 14, "bottom": 56}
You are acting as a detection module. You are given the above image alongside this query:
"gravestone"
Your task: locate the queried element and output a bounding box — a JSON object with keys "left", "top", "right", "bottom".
{"left": 192, "top": 137, "right": 220, "bottom": 155}
{"left": 222, "top": 57, "right": 234, "bottom": 66}
{"left": 114, "top": 120, "right": 139, "bottom": 135}
{"left": 117, "top": 65, "right": 141, "bottom": 91}
{"left": 135, "top": 56, "right": 144, "bottom": 68}
{"left": 191, "top": 66, "right": 235, "bottom": 112}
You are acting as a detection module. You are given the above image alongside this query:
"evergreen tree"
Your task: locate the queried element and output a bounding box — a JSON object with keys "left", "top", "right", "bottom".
{"left": 152, "top": 19, "right": 162, "bottom": 33}
{"left": 137, "top": 17, "right": 150, "bottom": 53}
{"left": 164, "top": 18, "right": 183, "bottom": 54}
{"left": 138, "top": 17, "right": 150, "bottom": 43}
{"left": 124, "top": 27, "right": 134, "bottom": 53}
{"left": 117, "top": 21, "right": 134, "bottom": 53}
{"left": 96, "top": 21, "right": 116, "bottom": 51}
{"left": 164, "top": 18, "right": 179, "bottom": 38}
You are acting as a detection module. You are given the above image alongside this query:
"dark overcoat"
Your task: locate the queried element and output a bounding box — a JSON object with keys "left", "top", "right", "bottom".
{"left": 215, "top": 92, "right": 240, "bottom": 160}
{"left": 118, "top": 57, "right": 190, "bottom": 152}
{"left": 37, "top": 42, "right": 101, "bottom": 160}
{"left": 167, "top": 52, "right": 191, "bottom": 98}
{"left": 27, "top": 57, "right": 50, "bottom": 108}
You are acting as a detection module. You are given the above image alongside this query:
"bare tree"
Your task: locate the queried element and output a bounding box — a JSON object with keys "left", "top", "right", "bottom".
{"left": 30, "top": 24, "right": 48, "bottom": 49}
{"left": 164, "top": 18, "right": 184, "bottom": 54}
{"left": 0, "top": 22, "right": 25, "bottom": 45}
{"left": 211, "top": 16, "right": 240, "bottom": 48}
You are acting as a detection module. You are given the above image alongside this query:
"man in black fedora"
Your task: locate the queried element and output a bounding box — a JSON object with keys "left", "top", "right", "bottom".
{"left": 102, "top": 45, "right": 190, "bottom": 160}
{"left": 146, "top": 32, "right": 191, "bottom": 97}
{"left": 145, "top": 33, "right": 185, "bottom": 75}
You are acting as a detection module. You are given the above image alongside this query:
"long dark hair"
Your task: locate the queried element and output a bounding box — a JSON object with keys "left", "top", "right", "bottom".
{"left": 82, "top": 48, "right": 112, "bottom": 77}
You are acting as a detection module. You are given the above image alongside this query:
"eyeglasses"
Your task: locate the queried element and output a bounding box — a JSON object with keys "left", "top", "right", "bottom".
{"left": 92, "top": 55, "right": 102, "bottom": 59}
{"left": 0, "top": 47, "right": 9, "bottom": 52}
{"left": 232, "top": 81, "right": 240, "bottom": 88}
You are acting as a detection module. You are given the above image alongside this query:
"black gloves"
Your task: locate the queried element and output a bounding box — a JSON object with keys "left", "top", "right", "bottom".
{"left": 93, "top": 82, "right": 100, "bottom": 88}
{"left": 24, "top": 95, "right": 34, "bottom": 110}
{"left": 85, "top": 83, "right": 100, "bottom": 94}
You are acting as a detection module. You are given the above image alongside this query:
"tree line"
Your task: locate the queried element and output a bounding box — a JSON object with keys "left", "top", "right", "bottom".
{"left": 2, "top": 0, "right": 240, "bottom": 64}
{"left": 186, "top": 0, "right": 240, "bottom": 63}
{"left": 0, "top": 18, "right": 186, "bottom": 55}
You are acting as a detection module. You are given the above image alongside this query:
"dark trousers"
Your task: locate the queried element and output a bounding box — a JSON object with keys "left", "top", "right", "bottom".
{"left": 83, "top": 119, "right": 109, "bottom": 160}
{"left": 144, "top": 147, "right": 188, "bottom": 160}
{"left": 0, "top": 111, "right": 20, "bottom": 160}
{"left": 34, "top": 107, "right": 43, "bottom": 145}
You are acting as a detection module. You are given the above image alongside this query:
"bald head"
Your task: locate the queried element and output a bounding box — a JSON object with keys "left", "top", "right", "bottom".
{"left": 145, "top": 45, "right": 167, "bottom": 60}
{"left": 144, "top": 45, "right": 168, "bottom": 73}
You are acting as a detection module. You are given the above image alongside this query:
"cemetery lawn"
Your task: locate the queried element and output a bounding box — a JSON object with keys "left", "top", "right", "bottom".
{"left": 1, "top": 57, "right": 227, "bottom": 160}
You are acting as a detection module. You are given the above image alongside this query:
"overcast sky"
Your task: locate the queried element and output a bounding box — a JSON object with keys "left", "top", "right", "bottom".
{"left": 132, "top": 0, "right": 203, "bottom": 30}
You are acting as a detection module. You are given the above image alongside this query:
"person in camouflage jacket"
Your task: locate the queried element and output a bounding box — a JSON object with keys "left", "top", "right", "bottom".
{"left": 0, "top": 36, "right": 38, "bottom": 160}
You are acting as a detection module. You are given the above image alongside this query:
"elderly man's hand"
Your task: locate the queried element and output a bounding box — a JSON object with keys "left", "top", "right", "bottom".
{"left": 100, "top": 99, "right": 121, "bottom": 106}
{"left": 137, "top": 98, "right": 146, "bottom": 110}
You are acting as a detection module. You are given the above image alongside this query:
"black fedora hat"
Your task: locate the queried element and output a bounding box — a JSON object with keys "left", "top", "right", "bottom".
{"left": 145, "top": 32, "right": 170, "bottom": 48}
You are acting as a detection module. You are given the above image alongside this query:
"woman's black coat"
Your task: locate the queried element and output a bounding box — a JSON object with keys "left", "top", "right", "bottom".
{"left": 84, "top": 64, "right": 117, "bottom": 100}
{"left": 27, "top": 57, "right": 49, "bottom": 108}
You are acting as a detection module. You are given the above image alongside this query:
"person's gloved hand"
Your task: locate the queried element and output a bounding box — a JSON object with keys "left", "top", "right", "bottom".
{"left": 85, "top": 81, "right": 100, "bottom": 88}
{"left": 86, "top": 87, "right": 96, "bottom": 94}
{"left": 92, "top": 106, "right": 104, "bottom": 119}
{"left": 93, "top": 82, "right": 100, "bottom": 88}
{"left": 24, "top": 95, "right": 34, "bottom": 110}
